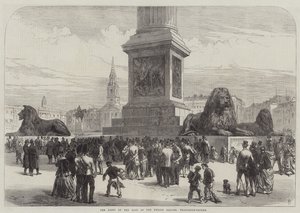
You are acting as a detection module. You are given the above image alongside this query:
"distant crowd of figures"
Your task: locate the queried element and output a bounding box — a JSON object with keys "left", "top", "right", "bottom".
{"left": 6, "top": 135, "right": 238, "bottom": 165}
{"left": 4, "top": 134, "right": 296, "bottom": 203}
{"left": 5, "top": 135, "right": 295, "bottom": 178}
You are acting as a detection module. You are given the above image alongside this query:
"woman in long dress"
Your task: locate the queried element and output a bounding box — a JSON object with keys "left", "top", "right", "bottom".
{"left": 51, "top": 151, "right": 76, "bottom": 200}
{"left": 209, "top": 146, "right": 219, "bottom": 162}
{"left": 256, "top": 146, "right": 274, "bottom": 194}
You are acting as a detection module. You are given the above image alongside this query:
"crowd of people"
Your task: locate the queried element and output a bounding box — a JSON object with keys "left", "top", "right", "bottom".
{"left": 5, "top": 134, "right": 296, "bottom": 204}
{"left": 236, "top": 135, "right": 295, "bottom": 197}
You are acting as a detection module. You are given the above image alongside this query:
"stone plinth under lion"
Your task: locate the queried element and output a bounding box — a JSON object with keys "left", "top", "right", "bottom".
{"left": 180, "top": 88, "right": 275, "bottom": 136}
{"left": 6, "top": 105, "right": 71, "bottom": 136}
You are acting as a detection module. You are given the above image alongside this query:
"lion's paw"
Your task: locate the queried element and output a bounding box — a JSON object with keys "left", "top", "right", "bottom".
{"left": 218, "top": 129, "right": 233, "bottom": 136}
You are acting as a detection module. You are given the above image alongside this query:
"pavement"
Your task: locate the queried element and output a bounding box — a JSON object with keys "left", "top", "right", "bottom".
{"left": 4, "top": 153, "right": 296, "bottom": 207}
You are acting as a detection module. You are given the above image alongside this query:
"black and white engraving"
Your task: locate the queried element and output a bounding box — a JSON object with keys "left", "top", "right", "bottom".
{"left": 3, "top": 5, "right": 296, "bottom": 208}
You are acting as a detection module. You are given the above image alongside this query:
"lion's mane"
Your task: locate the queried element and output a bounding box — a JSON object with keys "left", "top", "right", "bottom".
{"left": 237, "top": 108, "right": 274, "bottom": 136}
{"left": 180, "top": 88, "right": 238, "bottom": 135}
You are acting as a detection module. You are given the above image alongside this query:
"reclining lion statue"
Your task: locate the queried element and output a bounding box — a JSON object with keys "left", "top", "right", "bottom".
{"left": 180, "top": 88, "right": 254, "bottom": 136}
{"left": 6, "top": 105, "right": 71, "bottom": 136}
{"left": 237, "top": 108, "right": 276, "bottom": 136}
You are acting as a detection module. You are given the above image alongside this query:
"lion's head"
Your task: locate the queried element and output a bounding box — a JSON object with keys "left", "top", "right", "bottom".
{"left": 200, "top": 88, "right": 237, "bottom": 132}
{"left": 18, "top": 105, "right": 39, "bottom": 122}
{"left": 255, "top": 108, "right": 274, "bottom": 134}
{"left": 204, "top": 88, "right": 234, "bottom": 114}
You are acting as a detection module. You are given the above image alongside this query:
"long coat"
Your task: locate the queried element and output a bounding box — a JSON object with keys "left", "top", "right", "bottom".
{"left": 46, "top": 141, "right": 54, "bottom": 156}
{"left": 28, "top": 144, "right": 39, "bottom": 169}
{"left": 23, "top": 145, "right": 30, "bottom": 169}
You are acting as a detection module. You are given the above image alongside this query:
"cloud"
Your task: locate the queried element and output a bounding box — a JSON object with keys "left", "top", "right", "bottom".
{"left": 33, "top": 26, "right": 72, "bottom": 44}
{"left": 5, "top": 16, "right": 134, "bottom": 80}
{"left": 183, "top": 31, "right": 296, "bottom": 74}
{"left": 5, "top": 8, "right": 296, "bottom": 110}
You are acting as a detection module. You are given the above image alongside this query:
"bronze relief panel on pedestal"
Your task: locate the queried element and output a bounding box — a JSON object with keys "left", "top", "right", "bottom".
{"left": 172, "top": 56, "right": 182, "bottom": 99}
{"left": 133, "top": 55, "right": 165, "bottom": 97}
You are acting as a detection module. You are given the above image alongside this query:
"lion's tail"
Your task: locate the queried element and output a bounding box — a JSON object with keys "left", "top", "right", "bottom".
{"left": 179, "top": 113, "right": 195, "bottom": 136}
{"left": 54, "top": 119, "right": 71, "bottom": 136}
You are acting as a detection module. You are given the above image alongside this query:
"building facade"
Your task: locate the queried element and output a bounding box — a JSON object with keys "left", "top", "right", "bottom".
{"left": 38, "top": 96, "right": 66, "bottom": 123}
{"left": 240, "top": 95, "right": 295, "bottom": 132}
{"left": 183, "top": 94, "right": 208, "bottom": 114}
{"left": 272, "top": 98, "right": 296, "bottom": 132}
{"left": 231, "top": 96, "right": 245, "bottom": 123}
{"left": 5, "top": 105, "right": 23, "bottom": 133}
{"left": 183, "top": 94, "right": 244, "bottom": 122}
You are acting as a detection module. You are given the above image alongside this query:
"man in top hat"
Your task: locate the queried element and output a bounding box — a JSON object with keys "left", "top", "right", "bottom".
{"left": 171, "top": 140, "right": 182, "bottom": 185}
{"left": 249, "top": 141, "right": 259, "bottom": 163}
{"left": 236, "top": 140, "right": 254, "bottom": 197}
{"left": 15, "top": 140, "right": 23, "bottom": 165}
{"left": 273, "top": 136, "right": 284, "bottom": 175}
{"left": 266, "top": 135, "right": 273, "bottom": 152}
{"left": 28, "top": 139, "right": 40, "bottom": 176}
{"left": 200, "top": 136, "right": 210, "bottom": 164}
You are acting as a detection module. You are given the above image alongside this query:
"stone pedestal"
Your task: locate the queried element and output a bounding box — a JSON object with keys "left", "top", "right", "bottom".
{"left": 75, "top": 118, "right": 83, "bottom": 136}
{"left": 103, "top": 7, "right": 191, "bottom": 136}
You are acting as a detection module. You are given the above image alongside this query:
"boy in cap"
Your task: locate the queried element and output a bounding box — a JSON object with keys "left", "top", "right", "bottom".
{"left": 103, "top": 161, "right": 124, "bottom": 198}
{"left": 202, "top": 163, "right": 221, "bottom": 203}
{"left": 187, "top": 165, "right": 203, "bottom": 204}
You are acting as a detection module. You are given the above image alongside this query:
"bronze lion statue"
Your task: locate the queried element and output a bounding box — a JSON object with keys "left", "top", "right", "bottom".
{"left": 6, "top": 105, "right": 71, "bottom": 136}
{"left": 237, "top": 108, "right": 276, "bottom": 136}
{"left": 180, "top": 88, "right": 253, "bottom": 136}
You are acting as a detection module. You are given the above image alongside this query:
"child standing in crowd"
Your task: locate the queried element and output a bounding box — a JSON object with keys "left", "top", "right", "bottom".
{"left": 187, "top": 165, "right": 203, "bottom": 204}
{"left": 202, "top": 163, "right": 221, "bottom": 203}
{"left": 103, "top": 161, "right": 124, "bottom": 198}
{"left": 15, "top": 140, "right": 23, "bottom": 164}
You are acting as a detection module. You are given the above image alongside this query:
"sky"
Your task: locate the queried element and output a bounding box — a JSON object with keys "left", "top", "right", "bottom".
{"left": 5, "top": 6, "right": 296, "bottom": 111}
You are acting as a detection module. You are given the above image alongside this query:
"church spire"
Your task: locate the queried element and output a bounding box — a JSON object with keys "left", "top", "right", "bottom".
{"left": 107, "top": 56, "right": 120, "bottom": 104}
{"left": 111, "top": 56, "right": 115, "bottom": 70}
{"left": 41, "top": 96, "right": 47, "bottom": 108}
{"left": 109, "top": 57, "right": 117, "bottom": 85}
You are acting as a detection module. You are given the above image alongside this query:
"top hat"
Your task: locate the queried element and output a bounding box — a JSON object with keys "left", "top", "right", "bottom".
{"left": 195, "top": 165, "right": 201, "bottom": 171}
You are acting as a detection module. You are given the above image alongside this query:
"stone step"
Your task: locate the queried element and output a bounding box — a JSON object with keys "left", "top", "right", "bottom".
{"left": 103, "top": 125, "right": 182, "bottom": 136}
{"left": 110, "top": 115, "right": 180, "bottom": 127}
{"left": 122, "top": 105, "right": 176, "bottom": 117}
